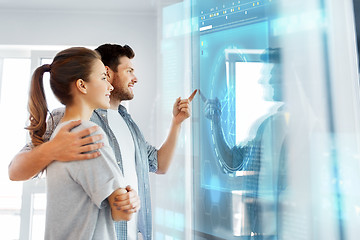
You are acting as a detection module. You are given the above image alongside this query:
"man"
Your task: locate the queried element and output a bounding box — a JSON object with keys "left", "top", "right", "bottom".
{"left": 203, "top": 48, "right": 285, "bottom": 237}
{"left": 8, "top": 43, "right": 196, "bottom": 240}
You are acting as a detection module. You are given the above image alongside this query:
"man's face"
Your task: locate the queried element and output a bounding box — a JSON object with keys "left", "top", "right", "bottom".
{"left": 108, "top": 56, "right": 137, "bottom": 102}
{"left": 84, "top": 59, "right": 113, "bottom": 110}
{"left": 258, "top": 63, "right": 282, "bottom": 102}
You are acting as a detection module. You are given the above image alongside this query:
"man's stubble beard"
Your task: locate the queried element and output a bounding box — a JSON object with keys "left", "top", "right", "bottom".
{"left": 111, "top": 87, "right": 134, "bottom": 103}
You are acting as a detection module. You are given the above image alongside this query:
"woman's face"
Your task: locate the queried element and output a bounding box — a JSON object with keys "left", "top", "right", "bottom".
{"left": 85, "top": 59, "right": 114, "bottom": 109}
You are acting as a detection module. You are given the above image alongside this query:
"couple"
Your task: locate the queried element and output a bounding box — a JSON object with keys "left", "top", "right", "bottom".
{"left": 8, "top": 44, "right": 196, "bottom": 239}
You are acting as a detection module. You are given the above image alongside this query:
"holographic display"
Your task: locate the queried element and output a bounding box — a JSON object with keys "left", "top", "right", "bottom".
{"left": 192, "top": 0, "right": 282, "bottom": 239}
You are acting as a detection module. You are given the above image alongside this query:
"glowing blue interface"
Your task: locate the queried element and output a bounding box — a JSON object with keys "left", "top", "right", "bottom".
{"left": 198, "top": 0, "right": 273, "bottom": 33}
{"left": 193, "top": 0, "right": 281, "bottom": 239}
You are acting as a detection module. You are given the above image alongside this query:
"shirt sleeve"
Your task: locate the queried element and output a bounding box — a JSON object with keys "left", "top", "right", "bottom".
{"left": 69, "top": 121, "right": 126, "bottom": 209}
{"left": 146, "top": 141, "right": 158, "bottom": 173}
{"left": 19, "top": 107, "right": 64, "bottom": 153}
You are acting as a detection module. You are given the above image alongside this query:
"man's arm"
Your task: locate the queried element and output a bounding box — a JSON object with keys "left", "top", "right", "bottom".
{"left": 156, "top": 90, "right": 197, "bottom": 174}
{"left": 8, "top": 120, "right": 104, "bottom": 181}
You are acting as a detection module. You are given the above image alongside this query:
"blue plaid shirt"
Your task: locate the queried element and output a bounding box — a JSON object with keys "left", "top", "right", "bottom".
{"left": 22, "top": 106, "right": 158, "bottom": 240}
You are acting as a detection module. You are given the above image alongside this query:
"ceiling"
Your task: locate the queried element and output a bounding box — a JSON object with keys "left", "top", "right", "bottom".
{"left": 0, "top": 0, "right": 181, "bottom": 13}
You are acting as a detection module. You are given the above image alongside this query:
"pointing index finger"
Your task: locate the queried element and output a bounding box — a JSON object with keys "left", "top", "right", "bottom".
{"left": 188, "top": 89, "right": 198, "bottom": 102}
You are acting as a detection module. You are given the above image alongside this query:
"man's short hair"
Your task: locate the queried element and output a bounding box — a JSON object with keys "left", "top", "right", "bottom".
{"left": 95, "top": 44, "right": 135, "bottom": 72}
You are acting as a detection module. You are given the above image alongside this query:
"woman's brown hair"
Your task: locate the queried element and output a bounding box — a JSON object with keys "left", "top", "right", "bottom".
{"left": 26, "top": 47, "right": 100, "bottom": 147}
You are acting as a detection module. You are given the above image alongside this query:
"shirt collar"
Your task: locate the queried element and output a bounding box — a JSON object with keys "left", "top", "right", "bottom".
{"left": 118, "top": 104, "right": 129, "bottom": 118}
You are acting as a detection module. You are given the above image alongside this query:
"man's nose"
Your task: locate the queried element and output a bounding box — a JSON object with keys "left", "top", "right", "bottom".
{"left": 132, "top": 76, "right": 138, "bottom": 83}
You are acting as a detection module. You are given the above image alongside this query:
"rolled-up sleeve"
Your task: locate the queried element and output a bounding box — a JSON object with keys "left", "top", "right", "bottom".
{"left": 20, "top": 107, "right": 64, "bottom": 153}
{"left": 146, "top": 142, "right": 158, "bottom": 173}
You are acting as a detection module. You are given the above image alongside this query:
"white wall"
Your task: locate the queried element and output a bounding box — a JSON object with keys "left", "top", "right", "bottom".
{"left": 0, "top": 9, "right": 158, "bottom": 140}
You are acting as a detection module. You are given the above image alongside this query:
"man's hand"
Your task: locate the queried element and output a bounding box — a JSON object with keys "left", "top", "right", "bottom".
{"left": 172, "top": 89, "right": 197, "bottom": 125}
{"left": 8, "top": 120, "right": 105, "bottom": 181}
{"left": 112, "top": 185, "right": 140, "bottom": 213}
{"left": 204, "top": 97, "right": 222, "bottom": 121}
{"left": 48, "top": 120, "right": 104, "bottom": 162}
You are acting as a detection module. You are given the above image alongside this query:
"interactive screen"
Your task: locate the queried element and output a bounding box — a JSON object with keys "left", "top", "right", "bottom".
{"left": 192, "top": 0, "right": 282, "bottom": 239}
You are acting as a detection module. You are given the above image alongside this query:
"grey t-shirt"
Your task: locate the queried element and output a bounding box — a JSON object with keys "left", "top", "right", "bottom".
{"left": 45, "top": 120, "right": 125, "bottom": 240}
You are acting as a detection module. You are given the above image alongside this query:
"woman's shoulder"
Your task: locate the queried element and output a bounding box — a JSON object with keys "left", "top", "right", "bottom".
{"left": 73, "top": 120, "right": 105, "bottom": 135}
{"left": 50, "top": 120, "right": 108, "bottom": 148}
{"left": 77, "top": 120, "right": 99, "bottom": 128}
{"left": 56, "top": 120, "right": 103, "bottom": 135}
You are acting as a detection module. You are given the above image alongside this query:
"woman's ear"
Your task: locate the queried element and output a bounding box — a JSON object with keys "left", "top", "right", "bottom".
{"left": 75, "top": 79, "right": 87, "bottom": 94}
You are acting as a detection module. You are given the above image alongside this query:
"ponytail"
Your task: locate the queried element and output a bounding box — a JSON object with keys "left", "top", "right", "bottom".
{"left": 26, "top": 64, "right": 51, "bottom": 147}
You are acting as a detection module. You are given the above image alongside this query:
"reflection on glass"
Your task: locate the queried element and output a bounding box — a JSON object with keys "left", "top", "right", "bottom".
{"left": 193, "top": 1, "right": 281, "bottom": 238}
{"left": 198, "top": 44, "right": 285, "bottom": 238}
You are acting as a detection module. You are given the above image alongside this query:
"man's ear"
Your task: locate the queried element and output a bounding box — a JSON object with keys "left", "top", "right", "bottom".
{"left": 105, "top": 66, "right": 112, "bottom": 79}
{"left": 75, "top": 79, "right": 87, "bottom": 94}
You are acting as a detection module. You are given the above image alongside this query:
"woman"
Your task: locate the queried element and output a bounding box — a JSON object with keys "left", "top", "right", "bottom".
{"left": 26, "top": 47, "right": 132, "bottom": 239}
